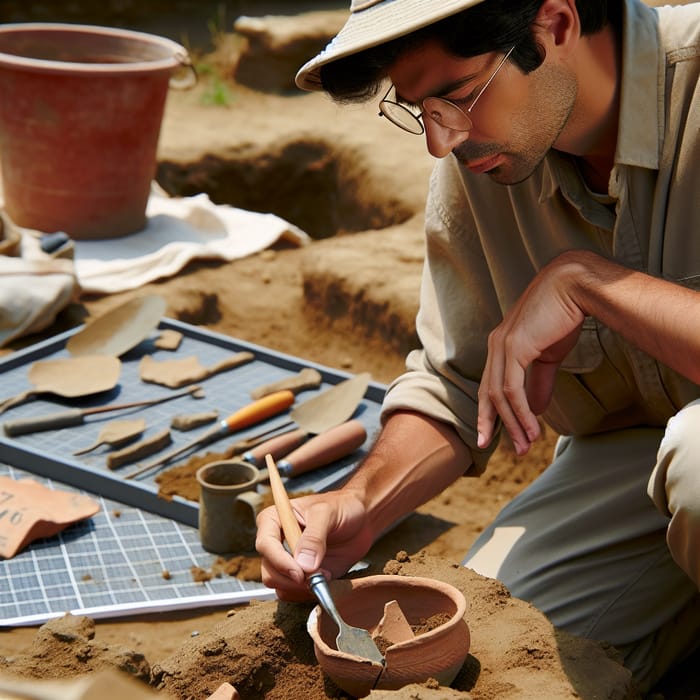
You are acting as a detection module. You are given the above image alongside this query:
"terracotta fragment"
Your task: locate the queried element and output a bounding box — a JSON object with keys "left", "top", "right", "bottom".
{"left": 171, "top": 411, "right": 219, "bottom": 431}
{"left": 73, "top": 418, "right": 146, "bottom": 455}
{"left": 139, "top": 352, "right": 254, "bottom": 389}
{"left": 371, "top": 599, "right": 415, "bottom": 646}
{"left": 250, "top": 367, "right": 322, "bottom": 399}
{"left": 154, "top": 329, "right": 184, "bottom": 351}
{"left": 0, "top": 355, "right": 121, "bottom": 414}
{"left": 106, "top": 428, "right": 172, "bottom": 470}
{"left": 66, "top": 294, "right": 166, "bottom": 357}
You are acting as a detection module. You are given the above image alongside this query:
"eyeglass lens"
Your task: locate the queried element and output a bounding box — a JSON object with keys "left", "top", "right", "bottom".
{"left": 422, "top": 99, "right": 473, "bottom": 131}
{"left": 379, "top": 45, "right": 515, "bottom": 135}
{"left": 379, "top": 99, "right": 424, "bottom": 134}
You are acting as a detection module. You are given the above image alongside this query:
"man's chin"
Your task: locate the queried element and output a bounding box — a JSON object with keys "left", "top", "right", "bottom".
{"left": 480, "top": 159, "right": 537, "bottom": 186}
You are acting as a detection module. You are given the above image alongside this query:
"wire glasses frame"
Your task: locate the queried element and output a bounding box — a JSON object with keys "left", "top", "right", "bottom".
{"left": 379, "top": 45, "right": 516, "bottom": 135}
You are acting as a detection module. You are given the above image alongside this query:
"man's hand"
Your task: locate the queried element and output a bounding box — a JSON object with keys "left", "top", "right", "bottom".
{"left": 477, "top": 253, "right": 586, "bottom": 455}
{"left": 256, "top": 489, "right": 374, "bottom": 601}
{"left": 256, "top": 411, "right": 472, "bottom": 600}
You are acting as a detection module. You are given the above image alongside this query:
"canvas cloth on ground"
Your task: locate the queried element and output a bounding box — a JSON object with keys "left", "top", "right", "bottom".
{"left": 69, "top": 184, "right": 310, "bottom": 294}
{"left": 0, "top": 185, "right": 310, "bottom": 345}
{"left": 0, "top": 234, "right": 77, "bottom": 349}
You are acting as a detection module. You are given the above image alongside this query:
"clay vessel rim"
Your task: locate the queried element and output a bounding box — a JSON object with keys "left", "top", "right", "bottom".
{"left": 307, "top": 574, "right": 468, "bottom": 658}
{"left": 334, "top": 574, "right": 467, "bottom": 611}
{"left": 196, "top": 460, "right": 259, "bottom": 491}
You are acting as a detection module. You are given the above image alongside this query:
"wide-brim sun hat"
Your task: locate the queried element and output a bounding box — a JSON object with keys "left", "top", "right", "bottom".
{"left": 296, "top": 0, "right": 489, "bottom": 91}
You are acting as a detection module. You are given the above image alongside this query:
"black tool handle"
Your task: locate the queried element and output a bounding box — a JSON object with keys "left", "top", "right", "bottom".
{"left": 3, "top": 409, "right": 86, "bottom": 437}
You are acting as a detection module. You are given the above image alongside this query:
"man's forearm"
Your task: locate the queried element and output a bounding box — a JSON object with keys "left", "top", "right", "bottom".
{"left": 568, "top": 250, "right": 700, "bottom": 385}
{"left": 343, "top": 410, "right": 472, "bottom": 539}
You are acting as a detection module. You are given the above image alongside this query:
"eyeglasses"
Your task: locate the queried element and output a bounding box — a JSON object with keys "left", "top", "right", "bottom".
{"left": 379, "top": 45, "right": 515, "bottom": 135}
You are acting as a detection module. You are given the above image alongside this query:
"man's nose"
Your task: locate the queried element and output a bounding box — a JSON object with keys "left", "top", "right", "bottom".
{"left": 424, "top": 116, "right": 471, "bottom": 158}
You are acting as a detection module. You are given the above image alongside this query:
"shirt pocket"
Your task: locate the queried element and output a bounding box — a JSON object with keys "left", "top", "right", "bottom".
{"left": 559, "top": 316, "right": 603, "bottom": 373}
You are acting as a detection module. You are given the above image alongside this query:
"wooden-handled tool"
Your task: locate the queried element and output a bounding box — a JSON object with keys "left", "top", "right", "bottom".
{"left": 243, "top": 419, "right": 367, "bottom": 476}
{"left": 2, "top": 384, "right": 204, "bottom": 437}
{"left": 124, "top": 390, "right": 295, "bottom": 479}
{"left": 275, "top": 419, "right": 366, "bottom": 476}
{"left": 265, "top": 453, "right": 385, "bottom": 665}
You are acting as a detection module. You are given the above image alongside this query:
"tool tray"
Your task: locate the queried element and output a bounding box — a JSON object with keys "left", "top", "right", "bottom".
{"left": 0, "top": 319, "right": 386, "bottom": 527}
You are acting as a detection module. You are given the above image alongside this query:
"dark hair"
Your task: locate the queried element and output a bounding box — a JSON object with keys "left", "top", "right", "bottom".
{"left": 319, "top": 0, "right": 622, "bottom": 102}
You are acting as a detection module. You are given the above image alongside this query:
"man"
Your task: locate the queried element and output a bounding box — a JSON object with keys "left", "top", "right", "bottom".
{"left": 256, "top": 0, "right": 700, "bottom": 690}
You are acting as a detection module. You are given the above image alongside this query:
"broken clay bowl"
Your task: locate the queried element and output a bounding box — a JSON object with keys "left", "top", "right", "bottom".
{"left": 307, "top": 574, "right": 470, "bottom": 697}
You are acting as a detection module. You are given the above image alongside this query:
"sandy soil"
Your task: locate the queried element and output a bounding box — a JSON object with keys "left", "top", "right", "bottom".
{"left": 0, "top": 3, "right": 698, "bottom": 699}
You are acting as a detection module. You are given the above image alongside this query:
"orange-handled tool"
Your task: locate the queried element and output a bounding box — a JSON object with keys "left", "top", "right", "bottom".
{"left": 124, "top": 390, "right": 295, "bottom": 479}
{"left": 220, "top": 389, "right": 294, "bottom": 431}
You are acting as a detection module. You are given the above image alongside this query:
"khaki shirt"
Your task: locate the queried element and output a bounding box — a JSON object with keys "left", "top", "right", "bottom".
{"left": 381, "top": 0, "right": 700, "bottom": 474}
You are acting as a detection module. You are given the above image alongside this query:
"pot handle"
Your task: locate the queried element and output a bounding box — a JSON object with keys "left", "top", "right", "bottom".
{"left": 170, "top": 51, "right": 198, "bottom": 90}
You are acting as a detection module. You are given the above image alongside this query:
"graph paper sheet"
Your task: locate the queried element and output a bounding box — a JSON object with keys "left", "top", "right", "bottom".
{"left": 0, "top": 462, "right": 276, "bottom": 627}
{"left": 0, "top": 319, "right": 385, "bottom": 627}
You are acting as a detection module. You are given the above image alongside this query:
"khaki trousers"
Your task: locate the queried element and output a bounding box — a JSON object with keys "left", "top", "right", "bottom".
{"left": 463, "top": 400, "right": 700, "bottom": 691}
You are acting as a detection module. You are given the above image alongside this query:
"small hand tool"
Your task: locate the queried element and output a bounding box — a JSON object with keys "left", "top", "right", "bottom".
{"left": 228, "top": 372, "right": 371, "bottom": 452}
{"left": 245, "top": 419, "right": 367, "bottom": 476}
{"left": 73, "top": 418, "right": 146, "bottom": 456}
{"left": 0, "top": 354, "right": 122, "bottom": 414}
{"left": 3, "top": 384, "right": 204, "bottom": 437}
{"left": 216, "top": 420, "right": 368, "bottom": 490}
{"left": 265, "top": 453, "right": 385, "bottom": 665}
{"left": 124, "top": 389, "right": 295, "bottom": 479}
{"left": 181, "top": 372, "right": 371, "bottom": 463}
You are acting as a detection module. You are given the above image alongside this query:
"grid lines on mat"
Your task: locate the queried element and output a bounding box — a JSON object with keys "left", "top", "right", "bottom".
{"left": 0, "top": 463, "right": 272, "bottom": 626}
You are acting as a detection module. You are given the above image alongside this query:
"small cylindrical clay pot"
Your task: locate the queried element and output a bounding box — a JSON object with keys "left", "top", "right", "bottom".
{"left": 196, "top": 460, "right": 263, "bottom": 554}
{"left": 307, "top": 575, "right": 470, "bottom": 697}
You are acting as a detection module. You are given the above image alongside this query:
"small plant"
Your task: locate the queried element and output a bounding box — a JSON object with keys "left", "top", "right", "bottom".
{"left": 196, "top": 62, "right": 235, "bottom": 107}
{"left": 195, "top": 3, "right": 237, "bottom": 108}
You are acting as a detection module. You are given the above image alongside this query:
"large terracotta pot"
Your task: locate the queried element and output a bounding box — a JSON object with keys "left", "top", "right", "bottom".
{"left": 0, "top": 23, "right": 191, "bottom": 240}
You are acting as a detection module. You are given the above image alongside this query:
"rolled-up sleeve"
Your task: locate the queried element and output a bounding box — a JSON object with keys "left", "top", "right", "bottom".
{"left": 381, "top": 159, "right": 503, "bottom": 475}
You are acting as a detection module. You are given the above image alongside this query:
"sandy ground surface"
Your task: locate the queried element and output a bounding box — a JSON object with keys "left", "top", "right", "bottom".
{"left": 0, "top": 3, "right": 698, "bottom": 699}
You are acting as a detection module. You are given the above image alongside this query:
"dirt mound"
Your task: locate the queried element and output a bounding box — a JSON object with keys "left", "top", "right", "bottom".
{"left": 0, "top": 554, "right": 637, "bottom": 700}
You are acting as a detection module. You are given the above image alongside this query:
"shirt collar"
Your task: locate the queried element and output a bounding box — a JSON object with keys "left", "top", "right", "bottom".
{"left": 539, "top": 0, "right": 662, "bottom": 201}
{"left": 616, "top": 0, "right": 662, "bottom": 170}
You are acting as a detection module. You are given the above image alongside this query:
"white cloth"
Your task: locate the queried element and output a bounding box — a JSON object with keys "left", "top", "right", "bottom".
{"left": 0, "top": 185, "right": 310, "bottom": 345}
{"left": 0, "top": 255, "right": 77, "bottom": 348}
{"left": 72, "top": 185, "right": 310, "bottom": 294}
{"left": 2, "top": 184, "right": 310, "bottom": 296}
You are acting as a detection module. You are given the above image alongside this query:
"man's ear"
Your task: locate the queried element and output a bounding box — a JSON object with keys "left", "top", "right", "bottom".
{"left": 533, "top": 0, "right": 580, "bottom": 54}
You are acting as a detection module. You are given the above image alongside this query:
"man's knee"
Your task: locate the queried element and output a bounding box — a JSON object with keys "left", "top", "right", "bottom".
{"left": 649, "top": 400, "right": 700, "bottom": 586}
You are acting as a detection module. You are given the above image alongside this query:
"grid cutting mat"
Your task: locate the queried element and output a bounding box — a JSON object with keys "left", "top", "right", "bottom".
{"left": 0, "top": 462, "right": 275, "bottom": 627}
{"left": 0, "top": 318, "right": 386, "bottom": 527}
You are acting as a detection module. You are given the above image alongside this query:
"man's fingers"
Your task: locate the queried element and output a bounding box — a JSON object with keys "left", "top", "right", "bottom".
{"left": 259, "top": 559, "right": 313, "bottom": 601}
{"left": 293, "top": 501, "right": 335, "bottom": 568}
{"left": 477, "top": 339, "right": 502, "bottom": 448}
{"left": 526, "top": 360, "right": 559, "bottom": 415}
{"left": 479, "top": 343, "right": 533, "bottom": 454}
{"left": 255, "top": 507, "right": 305, "bottom": 578}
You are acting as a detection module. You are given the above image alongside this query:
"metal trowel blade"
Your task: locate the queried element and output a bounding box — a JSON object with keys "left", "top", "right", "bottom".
{"left": 290, "top": 372, "right": 370, "bottom": 435}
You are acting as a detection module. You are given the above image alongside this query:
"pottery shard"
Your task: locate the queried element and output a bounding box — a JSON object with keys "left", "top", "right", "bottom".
{"left": 106, "top": 428, "right": 172, "bottom": 470}
{"left": 250, "top": 367, "right": 322, "bottom": 399}
{"left": 139, "top": 352, "right": 254, "bottom": 389}
{"left": 372, "top": 599, "right": 415, "bottom": 646}
{"left": 205, "top": 682, "right": 241, "bottom": 700}
{"left": 154, "top": 329, "right": 184, "bottom": 351}
{"left": 171, "top": 411, "right": 219, "bottom": 431}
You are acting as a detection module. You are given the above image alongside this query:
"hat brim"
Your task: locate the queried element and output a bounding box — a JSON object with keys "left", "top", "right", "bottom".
{"left": 295, "top": 0, "right": 488, "bottom": 91}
